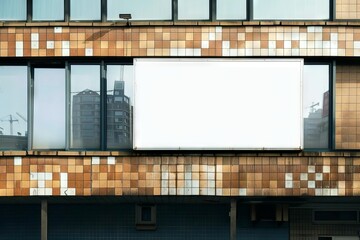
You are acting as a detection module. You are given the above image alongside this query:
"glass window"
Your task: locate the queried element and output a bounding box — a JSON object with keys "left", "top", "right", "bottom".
{"left": 70, "top": 65, "right": 101, "bottom": 149}
{"left": 33, "top": 0, "right": 64, "bottom": 21}
{"left": 0, "top": 66, "right": 27, "bottom": 150}
{"left": 216, "top": 0, "right": 246, "bottom": 20}
{"left": 178, "top": 0, "right": 209, "bottom": 20}
{"left": 303, "top": 65, "right": 329, "bottom": 149}
{"left": 0, "top": 0, "right": 26, "bottom": 21}
{"left": 107, "top": 0, "right": 171, "bottom": 21}
{"left": 107, "top": 65, "right": 133, "bottom": 149}
{"left": 253, "top": 0, "right": 330, "bottom": 20}
{"left": 70, "top": 0, "right": 101, "bottom": 21}
{"left": 33, "top": 68, "right": 66, "bottom": 149}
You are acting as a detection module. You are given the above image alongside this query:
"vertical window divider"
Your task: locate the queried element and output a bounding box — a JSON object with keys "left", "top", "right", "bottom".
{"left": 330, "top": 0, "right": 335, "bottom": 21}
{"left": 27, "top": 0, "right": 33, "bottom": 22}
{"left": 100, "top": 61, "right": 107, "bottom": 150}
{"left": 64, "top": 0, "right": 70, "bottom": 22}
{"left": 247, "top": 0, "right": 252, "bottom": 21}
{"left": 173, "top": 0, "right": 178, "bottom": 21}
{"left": 211, "top": 0, "right": 216, "bottom": 21}
{"left": 28, "top": 63, "right": 34, "bottom": 150}
{"left": 331, "top": 60, "right": 336, "bottom": 150}
{"left": 101, "top": 0, "right": 107, "bottom": 22}
{"left": 65, "top": 62, "right": 70, "bottom": 150}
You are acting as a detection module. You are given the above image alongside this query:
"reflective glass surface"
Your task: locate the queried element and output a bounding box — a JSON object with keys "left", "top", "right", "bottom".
{"left": 70, "top": 65, "right": 101, "bottom": 149}
{"left": 70, "top": 0, "right": 101, "bottom": 21}
{"left": 216, "top": 0, "right": 246, "bottom": 20}
{"left": 0, "top": 0, "right": 26, "bottom": 21}
{"left": 106, "top": 65, "right": 133, "bottom": 149}
{"left": 178, "top": 0, "right": 209, "bottom": 20}
{"left": 33, "top": 0, "right": 64, "bottom": 21}
{"left": 303, "top": 65, "right": 329, "bottom": 149}
{"left": 0, "top": 66, "right": 27, "bottom": 150}
{"left": 253, "top": 0, "right": 330, "bottom": 20}
{"left": 107, "top": 0, "right": 172, "bottom": 20}
{"left": 33, "top": 68, "right": 66, "bottom": 149}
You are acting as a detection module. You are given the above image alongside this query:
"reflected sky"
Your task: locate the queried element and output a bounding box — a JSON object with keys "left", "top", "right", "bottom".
{"left": 178, "top": 0, "right": 209, "bottom": 20}
{"left": 0, "top": 66, "right": 27, "bottom": 136}
{"left": 253, "top": 0, "right": 329, "bottom": 20}
{"left": 216, "top": 0, "right": 246, "bottom": 20}
{"left": 70, "top": 0, "right": 101, "bottom": 20}
{"left": 107, "top": 0, "right": 172, "bottom": 20}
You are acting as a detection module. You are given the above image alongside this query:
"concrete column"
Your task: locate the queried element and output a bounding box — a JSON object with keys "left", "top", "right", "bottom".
{"left": 230, "top": 199, "right": 237, "bottom": 240}
{"left": 41, "top": 200, "right": 48, "bottom": 240}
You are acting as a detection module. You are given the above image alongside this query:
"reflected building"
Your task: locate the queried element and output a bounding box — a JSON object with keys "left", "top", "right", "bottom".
{"left": 304, "top": 91, "right": 329, "bottom": 148}
{"left": 107, "top": 80, "right": 131, "bottom": 148}
{"left": 72, "top": 81, "right": 131, "bottom": 149}
{"left": 72, "top": 89, "right": 101, "bottom": 148}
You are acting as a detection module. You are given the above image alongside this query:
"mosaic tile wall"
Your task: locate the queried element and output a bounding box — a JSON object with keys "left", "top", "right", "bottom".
{"left": 2, "top": 26, "right": 360, "bottom": 57}
{"left": 0, "top": 155, "right": 359, "bottom": 197}
{"left": 336, "top": 0, "right": 360, "bottom": 19}
{"left": 336, "top": 65, "right": 360, "bottom": 149}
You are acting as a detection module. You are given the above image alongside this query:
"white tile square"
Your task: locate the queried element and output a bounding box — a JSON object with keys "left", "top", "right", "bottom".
{"left": 47, "top": 41, "right": 55, "bottom": 49}
{"left": 14, "top": 157, "right": 22, "bottom": 166}
{"left": 92, "top": 157, "right": 100, "bottom": 165}
{"left": 54, "top": 27, "right": 62, "bottom": 33}
{"left": 107, "top": 157, "right": 115, "bottom": 165}
{"left": 31, "top": 33, "right": 39, "bottom": 41}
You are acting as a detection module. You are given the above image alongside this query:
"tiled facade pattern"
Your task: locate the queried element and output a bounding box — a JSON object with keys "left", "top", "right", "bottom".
{"left": 336, "top": 65, "right": 360, "bottom": 149}
{"left": 336, "top": 0, "right": 360, "bottom": 19}
{"left": 0, "top": 154, "right": 359, "bottom": 197}
{"left": 3, "top": 25, "right": 360, "bottom": 57}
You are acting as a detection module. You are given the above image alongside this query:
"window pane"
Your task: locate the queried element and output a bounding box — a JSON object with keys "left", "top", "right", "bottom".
{"left": 0, "top": 66, "right": 27, "bottom": 150}
{"left": 33, "top": 0, "right": 64, "bottom": 21}
{"left": 71, "top": 65, "right": 100, "bottom": 149}
{"left": 178, "top": 0, "right": 209, "bottom": 20}
{"left": 70, "top": 0, "right": 101, "bottom": 21}
{"left": 0, "top": 0, "right": 26, "bottom": 21}
{"left": 107, "top": 65, "right": 133, "bottom": 149}
{"left": 33, "top": 69, "right": 65, "bottom": 149}
{"left": 253, "top": 0, "right": 329, "bottom": 20}
{"left": 216, "top": 0, "right": 246, "bottom": 20}
{"left": 107, "top": 0, "right": 171, "bottom": 20}
{"left": 303, "top": 65, "right": 329, "bottom": 149}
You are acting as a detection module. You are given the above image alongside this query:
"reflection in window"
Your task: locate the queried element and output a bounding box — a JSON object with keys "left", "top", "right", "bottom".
{"left": 0, "top": 66, "right": 27, "bottom": 150}
{"left": 71, "top": 65, "right": 100, "bottom": 149}
{"left": 0, "top": 0, "right": 26, "bottom": 21}
{"left": 178, "top": 0, "right": 209, "bottom": 20}
{"left": 107, "top": 65, "right": 133, "bottom": 149}
{"left": 107, "top": 0, "right": 171, "bottom": 20}
{"left": 70, "top": 0, "right": 101, "bottom": 21}
{"left": 33, "top": 68, "right": 66, "bottom": 149}
{"left": 216, "top": 0, "right": 246, "bottom": 20}
{"left": 33, "top": 0, "right": 64, "bottom": 21}
{"left": 253, "top": 0, "right": 329, "bottom": 20}
{"left": 303, "top": 65, "right": 329, "bottom": 149}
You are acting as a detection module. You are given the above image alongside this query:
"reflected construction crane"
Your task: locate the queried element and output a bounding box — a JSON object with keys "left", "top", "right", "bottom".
{"left": 0, "top": 115, "right": 18, "bottom": 135}
{"left": 16, "top": 112, "right": 27, "bottom": 123}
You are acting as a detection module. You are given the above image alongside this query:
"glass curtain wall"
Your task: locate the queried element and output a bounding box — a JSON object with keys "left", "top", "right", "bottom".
{"left": 178, "top": 0, "right": 209, "bottom": 20}
{"left": 0, "top": 0, "right": 26, "bottom": 21}
{"left": 33, "top": 0, "right": 64, "bottom": 21}
{"left": 70, "top": 0, "right": 101, "bottom": 21}
{"left": 216, "top": 0, "right": 247, "bottom": 20}
{"left": 70, "top": 65, "right": 101, "bottom": 149}
{"left": 0, "top": 66, "right": 28, "bottom": 150}
{"left": 106, "top": 65, "right": 133, "bottom": 149}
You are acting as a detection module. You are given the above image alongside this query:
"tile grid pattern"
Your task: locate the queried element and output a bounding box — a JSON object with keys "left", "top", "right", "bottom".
{"left": 0, "top": 156, "right": 356, "bottom": 197}
{"left": 336, "top": 0, "right": 360, "bottom": 19}
{"left": 336, "top": 65, "right": 360, "bottom": 149}
{"left": 2, "top": 26, "right": 360, "bottom": 57}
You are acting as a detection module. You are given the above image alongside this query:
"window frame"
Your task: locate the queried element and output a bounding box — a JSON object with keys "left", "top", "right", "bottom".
{"left": 0, "top": 0, "right": 335, "bottom": 22}
{"left": 303, "top": 61, "right": 334, "bottom": 151}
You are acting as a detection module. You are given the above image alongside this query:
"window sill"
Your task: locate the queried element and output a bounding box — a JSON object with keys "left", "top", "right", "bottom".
{"left": 0, "top": 20, "right": 359, "bottom": 28}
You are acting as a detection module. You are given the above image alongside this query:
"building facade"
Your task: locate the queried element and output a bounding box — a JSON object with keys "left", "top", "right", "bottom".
{"left": 1, "top": 0, "right": 360, "bottom": 239}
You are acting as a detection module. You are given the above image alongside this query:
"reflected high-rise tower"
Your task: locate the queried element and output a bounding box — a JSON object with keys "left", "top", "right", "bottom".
{"left": 107, "top": 80, "right": 131, "bottom": 148}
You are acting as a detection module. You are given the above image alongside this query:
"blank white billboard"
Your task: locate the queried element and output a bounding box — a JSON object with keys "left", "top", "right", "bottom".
{"left": 134, "top": 58, "right": 303, "bottom": 150}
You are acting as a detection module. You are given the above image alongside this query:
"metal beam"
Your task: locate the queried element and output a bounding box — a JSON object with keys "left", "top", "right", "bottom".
{"left": 230, "top": 199, "right": 237, "bottom": 240}
{"left": 41, "top": 200, "right": 48, "bottom": 240}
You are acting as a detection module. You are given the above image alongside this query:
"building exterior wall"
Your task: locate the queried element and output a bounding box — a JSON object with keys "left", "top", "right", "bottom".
{"left": 0, "top": 153, "right": 359, "bottom": 197}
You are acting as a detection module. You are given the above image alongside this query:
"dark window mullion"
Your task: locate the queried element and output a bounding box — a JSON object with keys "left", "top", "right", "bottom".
{"left": 173, "top": 0, "right": 178, "bottom": 21}
{"left": 247, "top": 0, "right": 252, "bottom": 21}
{"left": 64, "top": 0, "right": 70, "bottom": 22}
{"left": 101, "top": 0, "right": 107, "bottom": 22}
{"left": 27, "top": 0, "right": 32, "bottom": 22}
{"left": 100, "top": 61, "right": 107, "bottom": 150}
